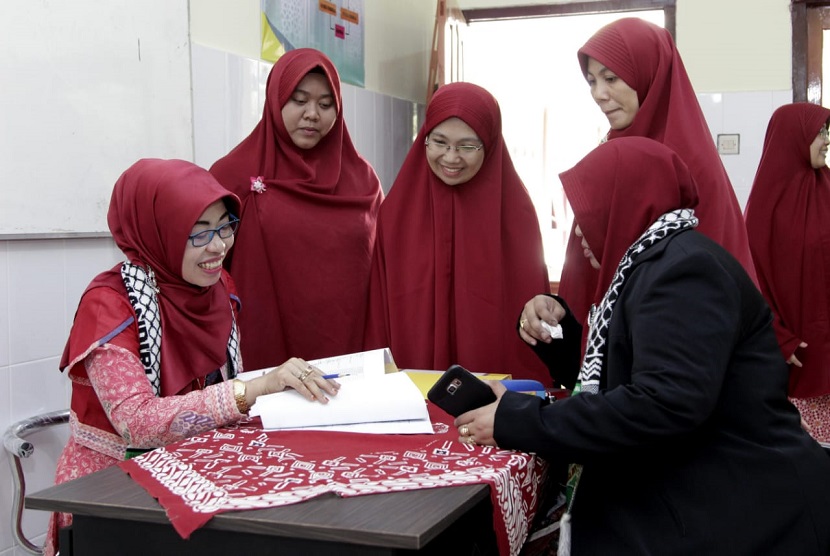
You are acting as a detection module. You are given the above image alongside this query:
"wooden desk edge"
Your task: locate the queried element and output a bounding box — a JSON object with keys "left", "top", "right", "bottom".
{"left": 26, "top": 465, "right": 493, "bottom": 550}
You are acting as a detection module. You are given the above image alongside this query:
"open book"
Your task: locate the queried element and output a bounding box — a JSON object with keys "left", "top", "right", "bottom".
{"left": 242, "top": 348, "right": 433, "bottom": 434}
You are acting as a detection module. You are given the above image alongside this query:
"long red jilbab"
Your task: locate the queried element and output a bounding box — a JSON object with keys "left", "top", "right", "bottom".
{"left": 364, "top": 82, "right": 552, "bottom": 384}
{"left": 745, "top": 102, "right": 830, "bottom": 442}
{"left": 558, "top": 17, "right": 756, "bottom": 329}
{"left": 210, "top": 48, "right": 382, "bottom": 370}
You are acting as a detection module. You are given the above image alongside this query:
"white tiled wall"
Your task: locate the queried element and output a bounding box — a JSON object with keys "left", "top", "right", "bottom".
{"left": 0, "top": 237, "right": 123, "bottom": 555}
{"left": 698, "top": 89, "right": 793, "bottom": 209}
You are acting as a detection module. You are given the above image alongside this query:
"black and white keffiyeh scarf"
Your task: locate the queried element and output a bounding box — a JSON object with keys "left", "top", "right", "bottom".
{"left": 120, "top": 262, "right": 241, "bottom": 397}
{"left": 558, "top": 208, "right": 697, "bottom": 556}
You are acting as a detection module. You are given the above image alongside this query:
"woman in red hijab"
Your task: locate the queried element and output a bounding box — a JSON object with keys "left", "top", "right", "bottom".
{"left": 460, "top": 137, "right": 830, "bottom": 555}
{"left": 45, "top": 159, "right": 338, "bottom": 556}
{"left": 363, "top": 82, "right": 552, "bottom": 385}
{"left": 745, "top": 102, "right": 830, "bottom": 443}
{"left": 209, "top": 49, "right": 383, "bottom": 370}
{"left": 551, "top": 17, "right": 756, "bottom": 332}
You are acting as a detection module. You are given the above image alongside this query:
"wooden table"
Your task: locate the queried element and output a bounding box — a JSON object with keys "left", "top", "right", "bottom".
{"left": 27, "top": 465, "right": 499, "bottom": 555}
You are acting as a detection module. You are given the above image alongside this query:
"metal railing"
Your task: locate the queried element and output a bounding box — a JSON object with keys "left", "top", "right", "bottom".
{"left": 3, "top": 410, "right": 69, "bottom": 555}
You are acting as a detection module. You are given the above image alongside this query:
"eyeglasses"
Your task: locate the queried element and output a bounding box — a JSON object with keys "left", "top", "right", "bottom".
{"left": 425, "top": 137, "right": 484, "bottom": 156}
{"left": 819, "top": 126, "right": 829, "bottom": 140}
{"left": 188, "top": 217, "right": 239, "bottom": 247}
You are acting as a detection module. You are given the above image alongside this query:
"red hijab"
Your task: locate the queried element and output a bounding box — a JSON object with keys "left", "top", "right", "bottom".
{"left": 559, "top": 17, "right": 755, "bottom": 326}
{"left": 744, "top": 102, "right": 830, "bottom": 398}
{"left": 209, "top": 49, "right": 383, "bottom": 369}
{"left": 559, "top": 137, "right": 699, "bottom": 301}
{"left": 61, "top": 159, "right": 242, "bottom": 397}
{"left": 364, "top": 82, "right": 552, "bottom": 384}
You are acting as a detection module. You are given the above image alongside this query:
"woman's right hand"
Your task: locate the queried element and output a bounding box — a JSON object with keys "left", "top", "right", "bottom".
{"left": 518, "top": 295, "right": 566, "bottom": 346}
{"left": 788, "top": 341, "right": 808, "bottom": 367}
{"left": 246, "top": 358, "right": 340, "bottom": 406}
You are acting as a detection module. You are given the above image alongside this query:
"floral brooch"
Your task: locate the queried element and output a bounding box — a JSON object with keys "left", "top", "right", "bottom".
{"left": 250, "top": 176, "right": 266, "bottom": 194}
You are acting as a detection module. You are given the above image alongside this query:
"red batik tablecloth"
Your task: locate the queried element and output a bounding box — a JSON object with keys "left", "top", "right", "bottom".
{"left": 119, "top": 403, "right": 547, "bottom": 556}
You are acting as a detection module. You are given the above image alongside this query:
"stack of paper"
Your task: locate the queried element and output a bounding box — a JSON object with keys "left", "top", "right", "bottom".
{"left": 235, "top": 347, "right": 397, "bottom": 382}
{"left": 250, "top": 372, "right": 432, "bottom": 434}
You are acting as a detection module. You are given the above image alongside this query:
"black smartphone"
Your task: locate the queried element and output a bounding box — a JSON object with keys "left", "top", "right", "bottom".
{"left": 427, "top": 364, "right": 497, "bottom": 417}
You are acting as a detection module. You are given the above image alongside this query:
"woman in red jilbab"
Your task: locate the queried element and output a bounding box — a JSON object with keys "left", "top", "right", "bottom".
{"left": 45, "top": 159, "right": 338, "bottom": 556}
{"left": 210, "top": 48, "right": 383, "bottom": 370}
{"left": 745, "top": 102, "right": 830, "bottom": 443}
{"left": 538, "top": 17, "right": 756, "bottom": 342}
{"left": 363, "top": 82, "right": 555, "bottom": 385}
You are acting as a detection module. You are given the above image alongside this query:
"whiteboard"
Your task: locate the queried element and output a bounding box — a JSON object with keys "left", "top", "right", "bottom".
{"left": 0, "top": 1, "right": 194, "bottom": 236}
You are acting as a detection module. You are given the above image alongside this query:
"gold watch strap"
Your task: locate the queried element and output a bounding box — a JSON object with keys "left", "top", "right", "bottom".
{"left": 232, "top": 379, "right": 249, "bottom": 414}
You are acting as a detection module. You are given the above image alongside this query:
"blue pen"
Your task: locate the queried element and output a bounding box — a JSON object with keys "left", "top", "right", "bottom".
{"left": 321, "top": 373, "right": 350, "bottom": 380}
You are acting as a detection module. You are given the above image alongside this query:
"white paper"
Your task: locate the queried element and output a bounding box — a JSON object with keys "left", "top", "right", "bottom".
{"left": 235, "top": 347, "right": 395, "bottom": 382}
{"left": 276, "top": 417, "right": 434, "bottom": 435}
{"left": 541, "top": 321, "right": 563, "bottom": 339}
{"left": 250, "top": 372, "right": 430, "bottom": 432}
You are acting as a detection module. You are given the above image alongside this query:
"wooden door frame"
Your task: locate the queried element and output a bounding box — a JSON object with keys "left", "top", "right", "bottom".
{"left": 462, "top": 0, "right": 676, "bottom": 40}
{"left": 793, "top": 0, "right": 830, "bottom": 103}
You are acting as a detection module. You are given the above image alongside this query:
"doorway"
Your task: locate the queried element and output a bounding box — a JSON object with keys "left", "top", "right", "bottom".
{"left": 462, "top": 10, "right": 664, "bottom": 281}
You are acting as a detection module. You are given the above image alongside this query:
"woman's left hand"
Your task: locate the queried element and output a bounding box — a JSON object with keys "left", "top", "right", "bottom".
{"left": 453, "top": 380, "right": 507, "bottom": 446}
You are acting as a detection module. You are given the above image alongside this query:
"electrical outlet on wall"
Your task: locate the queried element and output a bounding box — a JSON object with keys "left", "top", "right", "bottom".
{"left": 717, "top": 134, "right": 740, "bottom": 155}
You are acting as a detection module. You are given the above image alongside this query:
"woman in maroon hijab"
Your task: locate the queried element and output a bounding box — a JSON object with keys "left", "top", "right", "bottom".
{"left": 363, "top": 82, "right": 552, "bottom": 384}
{"left": 45, "top": 159, "right": 338, "bottom": 556}
{"left": 745, "top": 102, "right": 830, "bottom": 443}
{"left": 546, "top": 17, "right": 756, "bottom": 336}
{"left": 458, "top": 138, "right": 830, "bottom": 555}
{"left": 210, "top": 49, "right": 383, "bottom": 370}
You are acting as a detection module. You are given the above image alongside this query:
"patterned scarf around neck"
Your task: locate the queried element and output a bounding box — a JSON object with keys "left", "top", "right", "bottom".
{"left": 121, "top": 261, "right": 241, "bottom": 397}
{"left": 558, "top": 208, "right": 698, "bottom": 556}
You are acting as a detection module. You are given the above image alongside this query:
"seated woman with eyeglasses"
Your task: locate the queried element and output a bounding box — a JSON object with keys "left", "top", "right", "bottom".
{"left": 44, "top": 159, "right": 339, "bottom": 556}
{"left": 363, "top": 82, "right": 554, "bottom": 384}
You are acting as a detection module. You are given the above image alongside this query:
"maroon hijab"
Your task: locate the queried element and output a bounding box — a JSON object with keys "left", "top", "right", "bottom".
{"left": 61, "top": 159, "right": 241, "bottom": 397}
{"left": 559, "top": 17, "right": 755, "bottom": 326}
{"left": 209, "top": 49, "right": 383, "bottom": 369}
{"left": 560, "top": 137, "right": 699, "bottom": 302}
{"left": 745, "top": 102, "right": 830, "bottom": 398}
{"left": 364, "top": 82, "right": 551, "bottom": 383}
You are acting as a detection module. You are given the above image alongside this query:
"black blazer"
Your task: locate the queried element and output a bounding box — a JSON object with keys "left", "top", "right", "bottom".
{"left": 496, "top": 230, "right": 830, "bottom": 555}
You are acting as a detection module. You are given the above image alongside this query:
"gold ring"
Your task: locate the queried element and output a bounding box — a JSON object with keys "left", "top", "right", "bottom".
{"left": 298, "top": 366, "right": 314, "bottom": 382}
{"left": 520, "top": 318, "right": 528, "bottom": 330}
{"left": 463, "top": 435, "right": 476, "bottom": 445}
{"left": 459, "top": 425, "right": 470, "bottom": 437}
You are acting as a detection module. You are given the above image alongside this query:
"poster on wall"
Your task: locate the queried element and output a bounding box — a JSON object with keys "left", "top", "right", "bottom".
{"left": 261, "top": 0, "right": 365, "bottom": 87}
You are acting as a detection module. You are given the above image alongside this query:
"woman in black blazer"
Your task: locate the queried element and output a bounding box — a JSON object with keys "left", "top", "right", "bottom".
{"left": 455, "top": 137, "right": 830, "bottom": 555}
